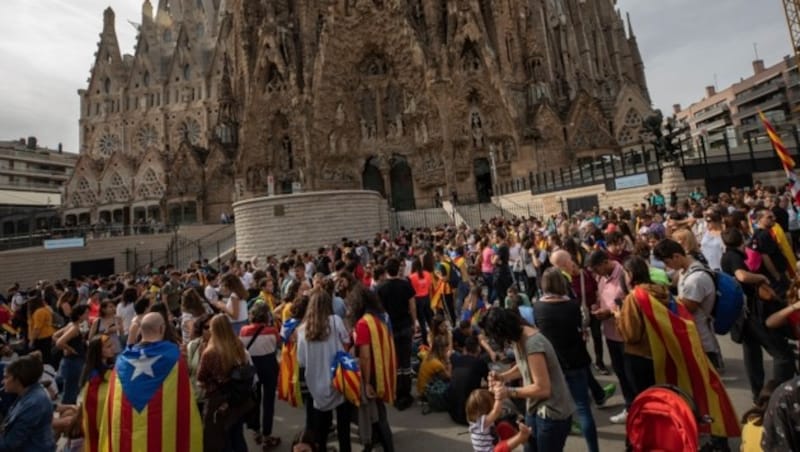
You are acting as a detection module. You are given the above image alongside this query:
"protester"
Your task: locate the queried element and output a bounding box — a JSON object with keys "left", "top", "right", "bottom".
{"left": 0, "top": 356, "right": 55, "bottom": 451}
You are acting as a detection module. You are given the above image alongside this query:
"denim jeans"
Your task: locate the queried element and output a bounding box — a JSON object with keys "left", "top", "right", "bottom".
{"left": 606, "top": 339, "right": 635, "bottom": 407}
{"left": 524, "top": 413, "right": 572, "bottom": 452}
{"left": 60, "top": 356, "right": 85, "bottom": 405}
{"left": 563, "top": 367, "right": 599, "bottom": 452}
{"left": 230, "top": 320, "right": 247, "bottom": 336}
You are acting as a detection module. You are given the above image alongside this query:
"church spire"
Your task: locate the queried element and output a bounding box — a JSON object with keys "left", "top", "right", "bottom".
{"left": 626, "top": 12, "right": 635, "bottom": 39}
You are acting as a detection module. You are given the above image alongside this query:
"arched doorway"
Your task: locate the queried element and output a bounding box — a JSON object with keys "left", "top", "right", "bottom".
{"left": 390, "top": 156, "right": 415, "bottom": 211}
{"left": 362, "top": 157, "right": 386, "bottom": 197}
{"left": 474, "top": 158, "right": 493, "bottom": 203}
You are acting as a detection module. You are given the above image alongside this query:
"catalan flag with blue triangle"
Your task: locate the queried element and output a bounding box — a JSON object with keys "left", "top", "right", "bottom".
{"left": 278, "top": 318, "right": 303, "bottom": 407}
{"left": 331, "top": 350, "right": 362, "bottom": 407}
{"left": 98, "top": 341, "right": 203, "bottom": 451}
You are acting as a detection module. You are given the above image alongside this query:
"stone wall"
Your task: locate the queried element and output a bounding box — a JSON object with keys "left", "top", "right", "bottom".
{"left": 234, "top": 191, "right": 389, "bottom": 260}
{"left": 0, "top": 233, "right": 174, "bottom": 290}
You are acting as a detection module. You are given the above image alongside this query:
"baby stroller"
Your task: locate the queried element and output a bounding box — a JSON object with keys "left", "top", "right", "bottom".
{"left": 626, "top": 385, "right": 713, "bottom": 452}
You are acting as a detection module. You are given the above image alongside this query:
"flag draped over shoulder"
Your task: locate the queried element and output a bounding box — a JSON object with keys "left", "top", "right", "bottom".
{"left": 82, "top": 368, "right": 112, "bottom": 452}
{"left": 363, "top": 313, "right": 397, "bottom": 405}
{"left": 633, "top": 287, "right": 740, "bottom": 438}
{"left": 760, "top": 110, "right": 800, "bottom": 206}
{"left": 278, "top": 318, "right": 303, "bottom": 407}
{"left": 99, "top": 341, "right": 203, "bottom": 452}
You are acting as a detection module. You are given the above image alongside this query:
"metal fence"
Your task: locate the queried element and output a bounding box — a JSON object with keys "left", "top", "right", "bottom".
{"left": 128, "top": 226, "right": 236, "bottom": 274}
{"left": 0, "top": 223, "right": 179, "bottom": 251}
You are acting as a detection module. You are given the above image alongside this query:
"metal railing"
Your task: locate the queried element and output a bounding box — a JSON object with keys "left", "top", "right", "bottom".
{"left": 0, "top": 223, "right": 180, "bottom": 251}
{"left": 129, "top": 225, "right": 236, "bottom": 274}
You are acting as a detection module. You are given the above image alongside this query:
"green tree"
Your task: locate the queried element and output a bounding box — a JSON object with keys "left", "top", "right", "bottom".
{"left": 641, "top": 109, "right": 687, "bottom": 162}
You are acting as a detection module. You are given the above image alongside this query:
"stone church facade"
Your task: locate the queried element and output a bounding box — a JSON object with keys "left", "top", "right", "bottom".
{"left": 64, "top": 0, "right": 652, "bottom": 224}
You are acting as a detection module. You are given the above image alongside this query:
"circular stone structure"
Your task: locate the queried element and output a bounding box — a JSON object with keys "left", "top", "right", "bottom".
{"left": 233, "top": 190, "right": 389, "bottom": 259}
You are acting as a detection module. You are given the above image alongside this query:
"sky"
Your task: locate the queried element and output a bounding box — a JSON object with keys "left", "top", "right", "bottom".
{"left": 0, "top": 0, "right": 792, "bottom": 153}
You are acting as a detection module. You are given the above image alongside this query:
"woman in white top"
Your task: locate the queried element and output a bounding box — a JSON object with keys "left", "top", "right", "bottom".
{"left": 700, "top": 209, "right": 725, "bottom": 271}
{"left": 297, "top": 290, "right": 351, "bottom": 452}
{"left": 214, "top": 273, "right": 249, "bottom": 336}
{"left": 115, "top": 288, "right": 138, "bottom": 341}
{"left": 181, "top": 288, "right": 209, "bottom": 345}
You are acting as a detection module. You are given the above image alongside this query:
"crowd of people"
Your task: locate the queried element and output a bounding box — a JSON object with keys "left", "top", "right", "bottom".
{"left": 0, "top": 180, "right": 800, "bottom": 451}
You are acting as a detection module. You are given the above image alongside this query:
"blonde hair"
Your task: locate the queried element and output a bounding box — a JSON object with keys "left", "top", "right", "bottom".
{"left": 304, "top": 290, "right": 333, "bottom": 342}
{"left": 207, "top": 314, "right": 246, "bottom": 374}
{"left": 465, "top": 389, "right": 494, "bottom": 423}
{"left": 672, "top": 228, "right": 700, "bottom": 254}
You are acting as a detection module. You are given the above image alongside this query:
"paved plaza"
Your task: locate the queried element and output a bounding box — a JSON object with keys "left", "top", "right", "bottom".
{"left": 266, "top": 334, "right": 765, "bottom": 451}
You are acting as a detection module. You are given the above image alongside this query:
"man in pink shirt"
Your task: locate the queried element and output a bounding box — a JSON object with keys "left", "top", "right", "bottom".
{"left": 586, "top": 250, "right": 635, "bottom": 425}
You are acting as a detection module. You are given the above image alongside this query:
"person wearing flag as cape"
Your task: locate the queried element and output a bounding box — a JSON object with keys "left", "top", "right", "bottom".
{"left": 613, "top": 256, "right": 740, "bottom": 446}
{"left": 98, "top": 312, "right": 203, "bottom": 451}
{"left": 348, "top": 286, "right": 396, "bottom": 452}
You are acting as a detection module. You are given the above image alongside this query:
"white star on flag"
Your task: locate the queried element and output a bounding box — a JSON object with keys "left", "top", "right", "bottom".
{"left": 342, "top": 356, "right": 357, "bottom": 369}
{"left": 130, "top": 349, "right": 161, "bottom": 380}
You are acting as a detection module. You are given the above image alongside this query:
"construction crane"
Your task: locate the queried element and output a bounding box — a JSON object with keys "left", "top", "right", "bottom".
{"left": 783, "top": 0, "right": 800, "bottom": 70}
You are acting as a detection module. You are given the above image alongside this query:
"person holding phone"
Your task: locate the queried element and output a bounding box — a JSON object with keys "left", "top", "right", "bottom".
{"left": 88, "top": 300, "right": 122, "bottom": 355}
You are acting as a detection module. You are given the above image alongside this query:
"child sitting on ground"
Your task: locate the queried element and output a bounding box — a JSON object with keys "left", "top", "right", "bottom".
{"left": 466, "top": 388, "right": 531, "bottom": 452}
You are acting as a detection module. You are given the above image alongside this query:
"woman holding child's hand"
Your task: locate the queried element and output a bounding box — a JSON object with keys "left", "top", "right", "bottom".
{"left": 481, "top": 308, "right": 575, "bottom": 452}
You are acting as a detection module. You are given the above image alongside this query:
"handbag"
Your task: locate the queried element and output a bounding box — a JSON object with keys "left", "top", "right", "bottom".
{"left": 227, "top": 325, "right": 263, "bottom": 405}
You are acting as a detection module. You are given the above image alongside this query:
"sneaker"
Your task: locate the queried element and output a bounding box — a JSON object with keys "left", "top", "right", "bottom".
{"left": 609, "top": 409, "right": 628, "bottom": 424}
{"left": 593, "top": 363, "right": 611, "bottom": 376}
{"left": 596, "top": 383, "right": 617, "bottom": 406}
{"left": 570, "top": 420, "right": 582, "bottom": 435}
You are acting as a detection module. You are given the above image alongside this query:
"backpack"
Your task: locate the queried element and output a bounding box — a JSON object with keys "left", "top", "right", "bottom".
{"left": 627, "top": 385, "right": 705, "bottom": 452}
{"left": 688, "top": 267, "right": 745, "bottom": 335}
{"left": 423, "top": 377, "right": 450, "bottom": 414}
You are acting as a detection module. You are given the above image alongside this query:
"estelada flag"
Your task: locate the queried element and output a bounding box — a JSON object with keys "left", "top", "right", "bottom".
{"left": 278, "top": 318, "right": 303, "bottom": 407}
{"left": 98, "top": 341, "right": 203, "bottom": 452}
{"left": 331, "top": 350, "right": 362, "bottom": 407}
{"left": 633, "top": 287, "right": 740, "bottom": 438}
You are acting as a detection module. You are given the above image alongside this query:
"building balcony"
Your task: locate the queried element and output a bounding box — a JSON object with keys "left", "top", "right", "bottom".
{"left": 734, "top": 81, "right": 784, "bottom": 106}
{"left": 0, "top": 167, "right": 70, "bottom": 181}
{"left": 0, "top": 180, "right": 62, "bottom": 193}
{"left": 691, "top": 118, "right": 729, "bottom": 136}
{"left": 733, "top": 94, "right": 787, "bottom": 121}
{"left": 693, "top": 104, "right": 729, "bottom": 123}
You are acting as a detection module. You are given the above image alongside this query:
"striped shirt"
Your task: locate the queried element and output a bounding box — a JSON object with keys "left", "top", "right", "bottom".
{"left": 469, "top": 415, "right": 494, "bottom": 452}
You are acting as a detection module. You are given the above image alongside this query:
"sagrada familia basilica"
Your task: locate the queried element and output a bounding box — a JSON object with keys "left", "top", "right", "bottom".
{"left": 63, "top": 0, "right": 651, "bottom": 225}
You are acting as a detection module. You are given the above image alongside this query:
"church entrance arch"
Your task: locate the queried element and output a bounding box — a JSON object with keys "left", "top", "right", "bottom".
{"left": 362, "top": 157, "right": 386, "bottom": 197}
{"left": 389, "top": 156, "right": 415, "bottom": 211}
{"left": 474, "top": 158, "right": 493, "bottom": 203}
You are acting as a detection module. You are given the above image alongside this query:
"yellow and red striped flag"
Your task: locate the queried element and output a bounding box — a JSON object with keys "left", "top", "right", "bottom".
{"left": 331, "top": 351, "right": 362, "bottom": 407}
{"left": 278, "top": 318, "right": 303, "bottom": 407}
{"left": 98, "top": 341, "right": 203, "bottom": 452}
{"left": 82, "top": 368, "right": 112, "bottom": 452}
{"left": 760, "top": 110, "right": 800, "bottom": 205}
{"left": 633, "top": 287, "right": 740, "bottom": 438}
{"left": 363, "top": 313, "right": 397, "bottom": 405}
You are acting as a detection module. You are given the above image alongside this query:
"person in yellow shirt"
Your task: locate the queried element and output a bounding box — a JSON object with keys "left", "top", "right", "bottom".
{"left": 740, "top": 380, "right": 778, "bottom": 452}
{"left": 27, "top": 292, "right": 56, "bottom": 365}
{"left": 416, "top": 336, "right": 451, "bottom": 397}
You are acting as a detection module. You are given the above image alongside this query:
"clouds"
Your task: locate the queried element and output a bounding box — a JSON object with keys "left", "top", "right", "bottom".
{"left": 0, "top": 1, "right": 791, "bottom": 152}
{"left": 0, "top": 1, "right": 138, "bottom": 152}
{"left": 617, "top": 0, "right": 790, "bottom": 113}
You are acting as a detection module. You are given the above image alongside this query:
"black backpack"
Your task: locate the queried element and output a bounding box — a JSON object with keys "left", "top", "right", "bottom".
{"left": 447, "top": 259, "right": 463, "bottom": 288}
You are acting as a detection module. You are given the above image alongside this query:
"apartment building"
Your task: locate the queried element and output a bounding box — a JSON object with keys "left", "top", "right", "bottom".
{"left": 674, "top": 56, "right": 800, "bottom": 155}
{"left": 0, "top": 137, "right": 78, "bottom": 236}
